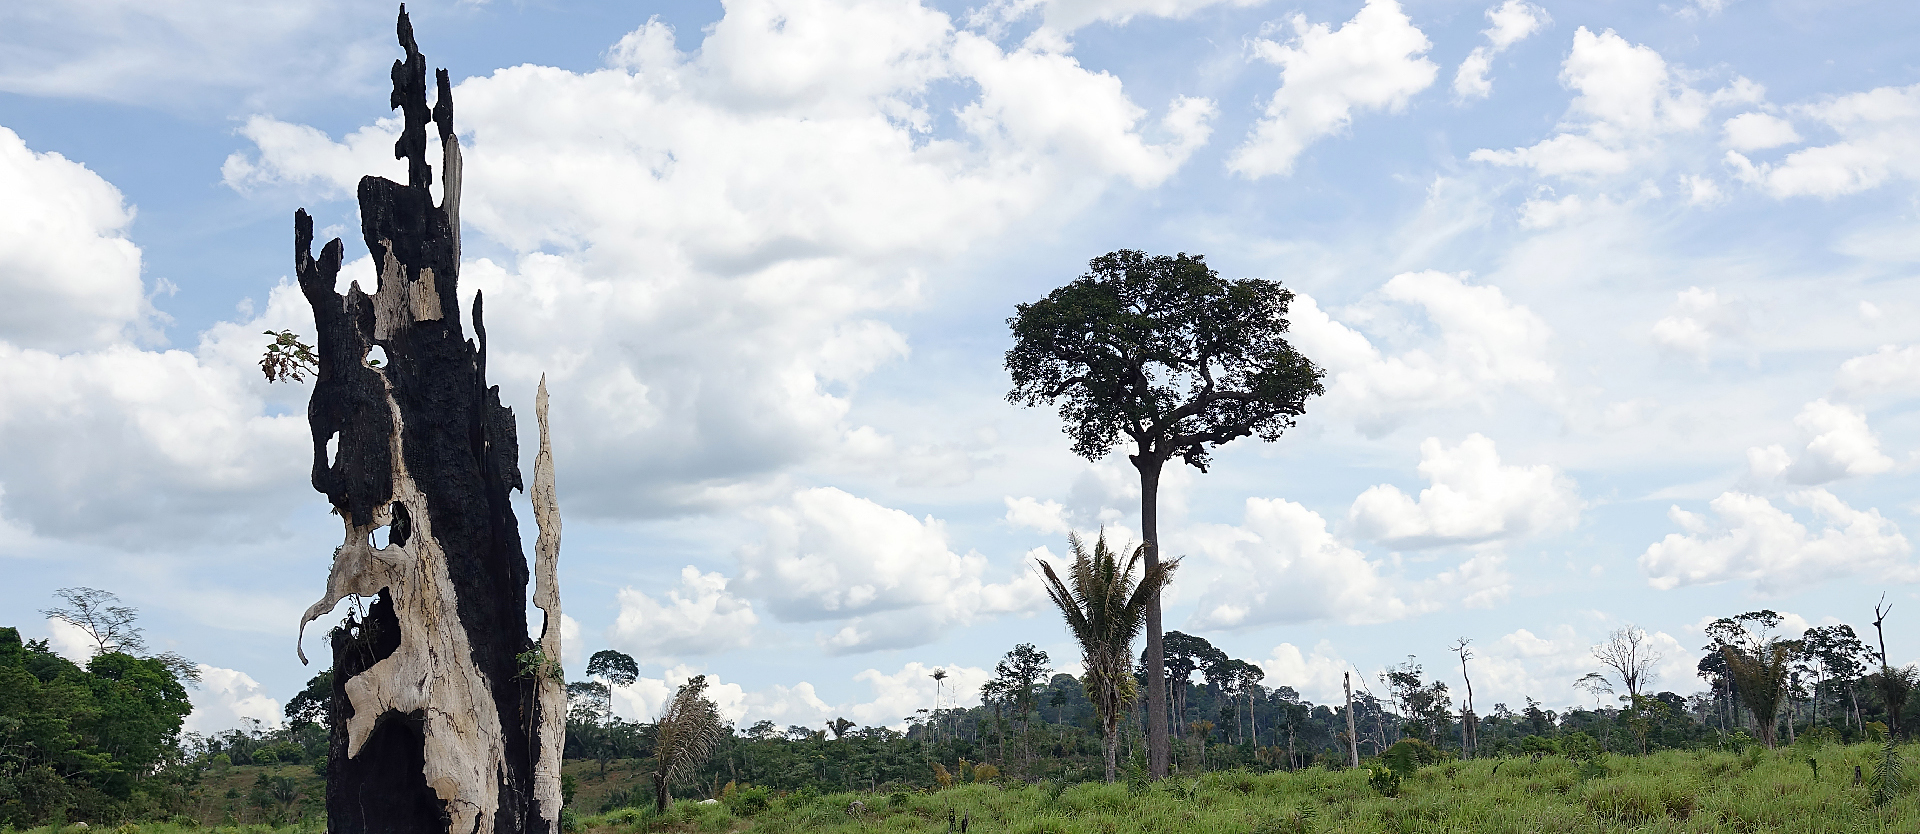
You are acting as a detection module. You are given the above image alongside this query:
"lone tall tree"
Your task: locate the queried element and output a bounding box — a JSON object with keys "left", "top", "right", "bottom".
{"left": 290, "top": 8, "right": 565, "bottom": 832}
{"left": 1006, "top": 250, "right": 1323, "bottom": 777}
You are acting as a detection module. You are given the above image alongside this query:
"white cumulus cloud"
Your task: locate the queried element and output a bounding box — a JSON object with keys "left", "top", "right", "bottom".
{"left": 1453, "top": 0, "right": 1548, "bottom": 99}
{"left": 738, "top": 487, "right": 1045, "bottom": 653}
{"left": 1184, "top": 497, "right": 1422, "bottom": 629}
{"left": 1472, "top": 27, "right": 1751, "bottom": 177}
{"left": 847, "top": 661, "right": 991, "bottom": 728}
{"left": 609, "top": 566, "right": 759, "bottom": 664}
{"left": 1838, "top": 344, "right": 1920, "bottom": 394}
{"left": 0, "top": 125, "right": 312, "bottom": 547}
{"left": 1727, "top": 84, "right": 1920, "bottom": 198}
{"left": 1640, "top": 488, "right": 1914, "bottom": 593}
{"left": 0, "top": 0, "right": 387, "bottom": 108}
{"left": 1229, "top": 0, "right": 1437, "bottom": 178}
{"left": 611, "top": 665, "right": 750, "bottom": 725}
{"left": 1745, "top": 399, "right": 1894, "bottom": 485}
{"left": 1260, "top": 641, "right": 1361, "bottom": 704}
{"left": 1285, "top": 271, "right": 1556, "bottom": 435}
{"left": 1650, "top": 286, "right": 1743, "bottom": 359}
{"left": 972, "top": 0, "right": 1267, "bottom": 35}
{"left": 0, "top": 126, "right": 152, "bottom": 353}
{"left": 1004, "top": 495, "right": 1071, "bottom": 535}
{"left": 1349, "top": 434, "right": 1581, "bottom": 547}
{"left": 1722, "top": 112, "right": 1800, "bottom": 151}
{"left": 186, "top": 664, "right": 284, "bottom": 734}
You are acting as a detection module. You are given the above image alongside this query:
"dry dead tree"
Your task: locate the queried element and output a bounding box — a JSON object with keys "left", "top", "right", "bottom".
{"left": 289, "top": 7, "right": 565, "bottom": 832}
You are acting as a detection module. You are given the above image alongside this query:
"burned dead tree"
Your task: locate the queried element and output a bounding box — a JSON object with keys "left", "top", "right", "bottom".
{"left": 291, "top": 8, "right": 565, "bottom": 833}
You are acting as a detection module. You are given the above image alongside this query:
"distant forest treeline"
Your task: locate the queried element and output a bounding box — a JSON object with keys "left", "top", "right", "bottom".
{"left": 6, "top": 608, "right": 1919, "bottom": 824}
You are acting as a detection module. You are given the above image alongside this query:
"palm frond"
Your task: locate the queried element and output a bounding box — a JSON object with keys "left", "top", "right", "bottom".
{"left": 655, "top": 675, "right": 725, "bottom": 786}
{"left": 1036, "top": 530, "right": 1178, "bottom": 721}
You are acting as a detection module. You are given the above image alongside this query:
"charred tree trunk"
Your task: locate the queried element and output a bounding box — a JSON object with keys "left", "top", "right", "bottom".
{"left": 294, "top": 8, "right": 565, "bottom": 833}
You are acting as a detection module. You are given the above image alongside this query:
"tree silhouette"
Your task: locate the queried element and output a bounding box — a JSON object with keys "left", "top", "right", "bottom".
{"left": 987, "top": 643, "right": 1052, "bottom": 762}
{"left": 1802, "top": 624, "right": 1870, "bottom": 732}
{"left": 1593, "top": 626, "right": 1661, "bottom": 699}
{"left": 41, "top": 587, "right": 199, "bottom": 684}
{"left": 41, "top": 587, "right": 144, "bottom": 656}
{"left": 1036, "top": 531, "right": 1176, "bottom": 782}
{"left": 587, "top": 649, "right": 639, "bottom": 688}
{"left": 1007, "top": 249, "right": 1322, "bottom": 776}
{"left": 1154, "top": 631, "right": 1225, "bottom": 742}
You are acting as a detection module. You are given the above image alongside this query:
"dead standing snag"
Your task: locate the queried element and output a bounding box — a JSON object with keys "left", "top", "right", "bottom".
{"left": 291, "top": 8, "right": 565, "bottom": 833}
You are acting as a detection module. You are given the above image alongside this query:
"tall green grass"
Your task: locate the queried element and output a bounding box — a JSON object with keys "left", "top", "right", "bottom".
{"left": 663, "top": 743, "right": 1917, "bottom": 834}
{"left": 15, "top": 743, "right": 1913, "bottom": 834}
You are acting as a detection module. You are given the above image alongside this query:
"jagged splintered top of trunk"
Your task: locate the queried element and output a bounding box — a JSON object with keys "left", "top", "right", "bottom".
{"left": 293, "top": 4, "right": 506, "bottom": 534}
{"left": 292, "top": 6, "right": 566, "bottom": 834}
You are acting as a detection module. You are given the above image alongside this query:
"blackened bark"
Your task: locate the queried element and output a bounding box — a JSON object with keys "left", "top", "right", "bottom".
{"left": 294, "top": 8, "right": 561, "bottom": 833}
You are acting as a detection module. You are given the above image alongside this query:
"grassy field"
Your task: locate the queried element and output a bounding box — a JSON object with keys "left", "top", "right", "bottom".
{"left": 11, "top": 743, "right": 1918, "bottom": 833}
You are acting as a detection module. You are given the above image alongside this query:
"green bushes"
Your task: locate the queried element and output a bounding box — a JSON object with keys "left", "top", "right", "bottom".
{"left": 719, "top": 783, "right": 771, "bottom": 816}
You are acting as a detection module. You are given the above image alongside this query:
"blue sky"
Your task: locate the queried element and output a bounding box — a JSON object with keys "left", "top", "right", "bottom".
{"left": 3, "top": 0, "right": 1919, "bottom": 734}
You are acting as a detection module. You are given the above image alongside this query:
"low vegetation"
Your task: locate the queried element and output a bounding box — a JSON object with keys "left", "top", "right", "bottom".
{"left": 12, "top": 742, "right": 1914, "bottom": 833}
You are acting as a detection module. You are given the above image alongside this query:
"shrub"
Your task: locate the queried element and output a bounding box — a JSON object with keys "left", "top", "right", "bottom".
{"left": 1797, "top": 726, "right": 1841, "bottom": 748}
{"left": 1383, "top": 739, "right": 1445, "bottom": 779}
{"left": 1367, "top": 765, "right": 1402, "bottom": 797}
{"left": 724, "top": 784, "right": 773, "bottom": 817}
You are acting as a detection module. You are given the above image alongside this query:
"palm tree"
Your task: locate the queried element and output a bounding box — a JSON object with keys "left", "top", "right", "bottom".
{"left": 1708, "top": 611, "right": 1799, "bottom": 748}
{"left": 1037, "top": 531, "right": 1177, "bottom": 782}
{"left": 930, "top": 668, "right": 948, "bottom": 741}
{"left": 652, "top": 675, "right": 724, "bottom": 813}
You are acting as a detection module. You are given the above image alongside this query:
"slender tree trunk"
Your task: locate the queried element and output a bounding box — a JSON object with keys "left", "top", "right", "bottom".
{"left": 1104, "top": 716, "right": 1120, "bottom": 783}
{"left": 1344, "top": 673, "right": 1360, "bottom": 768}
{"left": 1850, "top": 684, "right": 1862, "bottom": 735}
{"left": 1459, "top": 706, "right": 1469, "bottom": 758}
{"left": 997, "top": 705, "right": 1007, "bottom": 765}
{"left": 1135, "top": 454, "right": 1170, "bottom": 779}
{"left": 1167, "top": 684, "right": 1182, "bottom": 741}
{"left": 1813, "top": 673, "right": 1822, "bottom": 728}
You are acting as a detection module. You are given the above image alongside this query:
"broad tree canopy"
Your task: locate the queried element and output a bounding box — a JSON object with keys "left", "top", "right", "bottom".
{"left": 1005, "top": 250, "right": 1323, "bottom": 472}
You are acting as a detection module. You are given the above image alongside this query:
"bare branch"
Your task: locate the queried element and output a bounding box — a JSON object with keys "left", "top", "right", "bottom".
{"left": 41, "top": 586, "right": 146, "bottom": 656}
{"left": 1593, "top": 625, "right": 1662, "bottom": 699}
